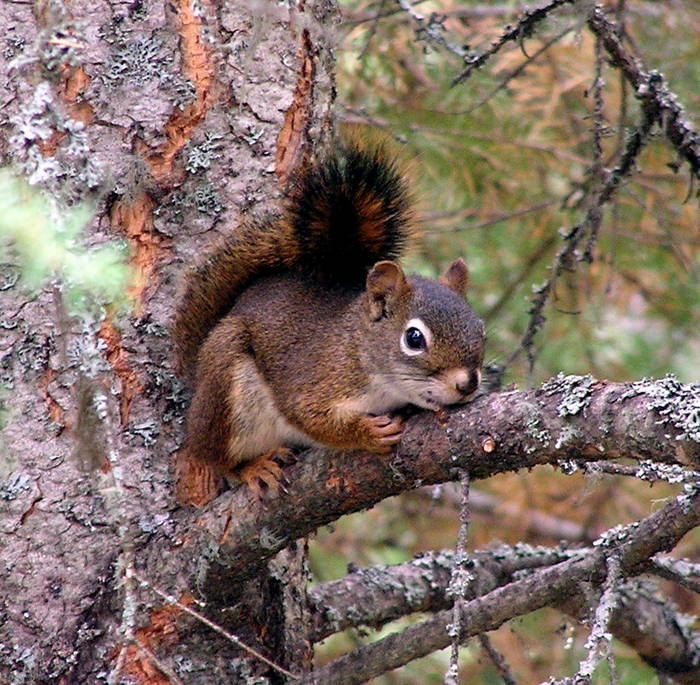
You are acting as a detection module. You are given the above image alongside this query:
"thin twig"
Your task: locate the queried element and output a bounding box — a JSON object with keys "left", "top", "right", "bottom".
{"left": 652, "top": 556, "right": 700, "bottom": 596}
{"left": 478, "top": 634, "right": 520, "bottom": 685}
{"left": 395, "top": 0, "right": 468, "bottom": 59}
{"left": 134, "top": 573, "right": 300, "bottom": 680}
{"left": 444, "top": 471, "right": 471, "bottom": 684}
{"left": 583, "top": 33, "right": 608, "bottom": 262}
{"left": 423, "top": 199, "right": 561, "bottom": 235}
{"left": 78, "top": 318, "right": 141, "bottom": 685}
{"left": 577, "top": 553, "right": 622, "bottom": 680}
{"left": 134, "top": 643, "right": 186, "bottom": 685}
{"left": 508, "top": 102, "right": 658, "bottom": 372}
{"left": 451, "top": 0, "right": 575, "bottom": 85}
{"left": 484, "top": 235, "right": 558, "bottom": 322}
{"left": 581, "top": 459, "right": 700, "bottom": 485}
{"left": 456, "top": 24, "right": 578, "bottom": 117}
{"left": 587, "top": 6, "right": 700, "bottom": 179}
{"left": 358, "top": 0, "right": 388, "bottom": 59}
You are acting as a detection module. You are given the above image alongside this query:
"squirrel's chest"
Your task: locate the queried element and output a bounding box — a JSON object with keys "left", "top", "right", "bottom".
{"left": 225, "top": 355, "right": 318, "bottom": 460}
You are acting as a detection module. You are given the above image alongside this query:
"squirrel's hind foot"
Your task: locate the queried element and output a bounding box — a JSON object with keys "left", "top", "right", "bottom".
{"left": 235, "top": 447, "right": 293, "bottom": 498}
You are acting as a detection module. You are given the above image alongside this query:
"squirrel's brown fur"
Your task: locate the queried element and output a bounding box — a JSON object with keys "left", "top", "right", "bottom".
{"left": 173, "top": 144, "right": 412, "bottom": 380}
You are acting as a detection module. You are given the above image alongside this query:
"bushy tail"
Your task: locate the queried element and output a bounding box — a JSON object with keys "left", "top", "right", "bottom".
{"left": 288, "top": 143, "right": 413, "bottom": 285}
{"left": 172, "top": 143, "right": 413, "bottom": 379}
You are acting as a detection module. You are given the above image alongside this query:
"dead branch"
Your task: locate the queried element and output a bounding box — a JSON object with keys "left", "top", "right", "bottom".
{"left": 587, "top": 6, "right": 700, "bottom": 178}
{"left": 301, "top": 486, "right": 700, "bottom": 684}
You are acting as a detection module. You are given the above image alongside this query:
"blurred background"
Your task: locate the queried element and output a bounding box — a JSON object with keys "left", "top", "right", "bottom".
{"left": 312, "top": 1, "right": 700, "bottom": 682}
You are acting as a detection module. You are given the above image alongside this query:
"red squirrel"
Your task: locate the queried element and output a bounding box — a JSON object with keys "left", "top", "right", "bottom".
{"left": 173, "top": 143, "right": 485, "bottom": 505}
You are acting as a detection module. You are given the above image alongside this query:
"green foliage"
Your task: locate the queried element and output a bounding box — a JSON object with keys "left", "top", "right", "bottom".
{"left": 0, "top": 169, "right": 132, "bottom": 312}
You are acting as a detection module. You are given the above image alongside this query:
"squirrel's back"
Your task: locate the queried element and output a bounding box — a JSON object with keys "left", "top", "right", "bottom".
{"left": 172, "top": 143, "right": 413, "bottom": 378}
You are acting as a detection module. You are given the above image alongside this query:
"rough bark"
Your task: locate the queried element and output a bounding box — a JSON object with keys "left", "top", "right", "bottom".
{"left": 0, "top": 0, "right": 336, "bottom": 682}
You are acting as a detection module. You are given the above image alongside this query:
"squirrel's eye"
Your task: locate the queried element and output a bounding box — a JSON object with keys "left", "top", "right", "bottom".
{"left": 404, "top": 327, "right": 425, "bottom": 351}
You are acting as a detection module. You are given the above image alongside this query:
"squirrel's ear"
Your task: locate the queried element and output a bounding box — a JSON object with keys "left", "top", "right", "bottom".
{"left": 439, "top": 258, "right": 469, "bottom": 297}
{"left": 366, "top": 261, "right": 410, "bottom": 321}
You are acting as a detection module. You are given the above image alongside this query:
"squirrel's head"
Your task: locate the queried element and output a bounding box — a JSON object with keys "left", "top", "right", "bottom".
{"left": 364, "top": 259, "right": 485, "bottom": 411}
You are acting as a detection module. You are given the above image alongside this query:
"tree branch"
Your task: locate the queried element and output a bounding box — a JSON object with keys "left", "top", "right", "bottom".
{"left": 308, "top": 546, "right": 700, "bottom": 682}
{"left": 587, "top": 5, "right": 700, "bottom": 178}
{"left": 308, "top": 546, "right": 575, "bottom": 642}
{"left": 301, "top": 486, "right": 700, "bottom": 685}
{"left": 144, "top": 376, "right": 700, "bottom": 605}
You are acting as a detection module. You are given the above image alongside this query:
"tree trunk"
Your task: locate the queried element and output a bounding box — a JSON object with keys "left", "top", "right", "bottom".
{"left": 0, "top": 1, "right": 336, "bottom": 681}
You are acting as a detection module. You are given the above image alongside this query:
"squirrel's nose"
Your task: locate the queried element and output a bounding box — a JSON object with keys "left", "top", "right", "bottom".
{"left": 455, "top": 369, "right": 480, "bottom": 396}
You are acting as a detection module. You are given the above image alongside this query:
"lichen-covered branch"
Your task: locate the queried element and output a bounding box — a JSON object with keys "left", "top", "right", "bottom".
{"left": 300, "top": 486, "right": 700, "bottom": 685}
{"left": 308, "top": 546, "right": 700, "bottom": 683}
{"left": 308, "top": 546, "right": 574, "bottom": 642}
{"left": 143, "top": 375, "right": 700, "bottom": 603}
{"left": 587, "top": 6, "right": 700, "bottom": 178}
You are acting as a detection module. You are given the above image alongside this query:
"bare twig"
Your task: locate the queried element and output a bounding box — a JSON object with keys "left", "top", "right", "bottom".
{"left": 451, "top": 0, "right": 575, "bottom": 85}
{"left": 395, "top": 0, "right": 468, "bottom": 59}
{"left": 587, "top": 6, "right": 700, "bottom": 179}
{"left": 510, "top": 101, "right": 658, "bottom": 371}
{"left": 454, "top": 24, "right": 578, "bottom": 117}
{"left": 484, "top": 235, "right": 558, "bottom": 322}
{"left": 133, "top": 643, "right": 185, "bottom": 685}
{"left": 75, "top": 318, "right": 140, "bottom": 685}
{"left": 478, "top": 634, "right": 520, "bottom": 685}
{"left": 423, "top": 199, "right": 561, "bottom": 235}
{"left": 582, "top": 33, "right": 608, "bottom": 262}
{"left": 358, "top": 0, "right": 388, "bottom": 59}
{"left": 134, "top": 574, "right": 300, "bottom": 680}
{"left": 652, "top": 556, "right": 700, "bottom": 596}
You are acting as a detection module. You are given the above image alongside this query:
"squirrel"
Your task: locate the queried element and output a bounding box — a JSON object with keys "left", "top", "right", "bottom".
{"left": 172, "top": 142, "right": 485, "bottom": 506}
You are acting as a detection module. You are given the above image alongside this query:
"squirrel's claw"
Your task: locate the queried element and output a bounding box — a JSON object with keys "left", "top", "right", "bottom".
{"left": 361, "top": 414, "right": 404, "bottom": 454}
{"left": 236, "top": 448, "right": 290, "bottom": 498}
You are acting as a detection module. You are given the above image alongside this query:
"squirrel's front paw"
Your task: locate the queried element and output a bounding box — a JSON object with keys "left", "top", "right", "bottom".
{"left": 360, "top": 414, "right": 404, "bottom": 454}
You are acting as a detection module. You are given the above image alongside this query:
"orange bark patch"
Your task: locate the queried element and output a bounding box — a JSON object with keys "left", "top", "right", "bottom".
{"left": 175, "top": 450, "right": 224, "bottom": 507}
{"left": 275, "top": 29, "right": 315, "bottom": 183}
{"left": 97, "top": 318, "right": 144, "bottom": 424}
{"left": 38, "top": 367, "right": 65, "bottom": 427}
{"left": 119, "top": 595, "right": 196, "bottom": 684}
{"left": 61, "top": 64, "right": 93, "bottom": 126}
{"left": 146, "top": 0, "right": 216, "bottom": 185}
{"left": 37, "top": 130, "right": 67, "bottom": 157}
{"left": 110, "top": 193, "right": 166, "bottom": 310}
